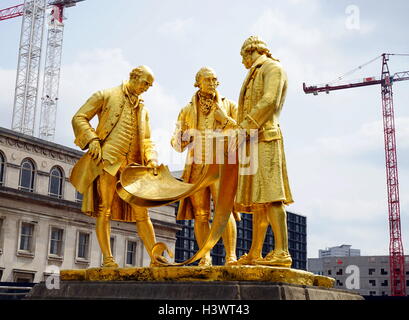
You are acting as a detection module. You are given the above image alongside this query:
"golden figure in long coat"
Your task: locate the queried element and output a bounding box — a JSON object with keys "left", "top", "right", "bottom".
{"left": 171, "top": 67, "right": 240, "bottom": 266}
{"left": 233, "top": 36, "right": 294, "bottom": 267}
{"left": 70, "top": 66, "right": 160, "bottom": 267}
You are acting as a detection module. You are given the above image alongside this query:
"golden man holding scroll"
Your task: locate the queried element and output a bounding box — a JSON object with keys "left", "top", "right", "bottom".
{"left": 232, "top": 36, "right": 294, "bottom": 267}
{"left": 70, "top": 66, "right": 162, "bottom": 268}
{"left": 171, "top": 67, "right": 240, "bottom": 266}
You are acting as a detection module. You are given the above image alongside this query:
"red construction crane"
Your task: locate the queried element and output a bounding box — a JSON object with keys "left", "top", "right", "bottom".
{"left": 303, "top": 53, "right": 409, "bottom": 296}
{"left": 0, "top": 3, "right": 24, "bottom": 21}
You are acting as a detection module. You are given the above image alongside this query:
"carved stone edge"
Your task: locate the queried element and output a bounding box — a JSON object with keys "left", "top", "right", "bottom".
{"left": 60, "top": 266, "right": 335, "bottom": 289}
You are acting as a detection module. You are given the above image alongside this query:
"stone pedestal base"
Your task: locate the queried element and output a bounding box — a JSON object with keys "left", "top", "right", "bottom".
{"left": 26, "top": 266, "right": 362, "bottom": 300}
{"left": 27, "top": 280, "right": 362, "bottom": 300}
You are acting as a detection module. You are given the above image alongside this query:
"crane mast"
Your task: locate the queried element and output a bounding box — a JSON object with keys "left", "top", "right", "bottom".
{"left": 12, "top": 0, "right": 46, "bottom": 136}
{"left": 38, "top": 0, "right": 84, "bottom": 141}
{"left": 1, "top": 0, "right": 84, "bottom": 140}
{"left": 381, "top": 54, "right": 406, "bottom": 296}
{"left": 39, "top": 3, "right": 64, "bottom": 140}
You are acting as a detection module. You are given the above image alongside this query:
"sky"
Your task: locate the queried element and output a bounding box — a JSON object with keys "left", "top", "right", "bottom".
{"left": 0, "top": 0, "right": 408, "bottom": 259}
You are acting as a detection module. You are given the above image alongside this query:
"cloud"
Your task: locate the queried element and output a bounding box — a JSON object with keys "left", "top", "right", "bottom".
{"left": 55, "top": 47, "right": 187, "bottom": 170}
{"left": 157, "top": 17, "right": 194, "bottom": 37}
{"left": 314, "top": 117, "right": 409, "bottom": 166}
{"left": 54, "top": 48, "right": 132, "bottom": 147}
{"left": 250, "top": 9, "right": 323, "bottom": 47}
{"left": 0, "top": 68, "right": 17, "bottom": 130}
{"left": 0, "top": 46, "right": 189, "bottom": 169}
{"left": 288, "top": 115, "right": 409, "bottom": 257}
{"left": 142, "top": 82, "right": 186, "bottom": 170}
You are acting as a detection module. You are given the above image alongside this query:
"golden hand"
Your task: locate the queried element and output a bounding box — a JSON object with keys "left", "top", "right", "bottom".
{"left": 214, "top": 105, "right": 229, "bottom": 124}
{"left": 147, "top": 159, "right": 159, "bottom": 176}
{"left": 88, "top": 140, "right": 102, "bottom": 163}
{"left": 228, "top": 126, "right": 247, "bottom": 154}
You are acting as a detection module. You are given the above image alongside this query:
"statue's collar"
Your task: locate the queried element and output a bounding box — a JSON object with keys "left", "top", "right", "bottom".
{"left": 251, "top": 54, "right": 269, "bottom": 69}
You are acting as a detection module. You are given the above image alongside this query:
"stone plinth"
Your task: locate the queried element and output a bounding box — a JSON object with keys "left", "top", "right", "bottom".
{"left": 60, "top": 265, "right": 334, "bottom": 287}
{"left": 26, "top": 266, "right": 363, "bottom": 300}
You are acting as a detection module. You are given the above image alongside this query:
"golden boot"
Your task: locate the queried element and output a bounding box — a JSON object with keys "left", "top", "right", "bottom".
{"left": 96, "top": 213, "right": 119, "bottom": 268}
{"left": 194, "top": 219, "right": 213, "bottom": 267}
{"left": 256, "top": 202, "right": 292, "bottom": 268}
{"left": 222, "top": 214, "right": 238, "bottom": 265}
{"left": 96, "top": 172, "right": 119, "bottom": 268}
{"left": 233, "top": 210, "right": 268, "bottom": 266}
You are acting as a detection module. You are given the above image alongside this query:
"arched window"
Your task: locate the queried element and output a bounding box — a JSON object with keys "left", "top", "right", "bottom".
{"left": 49, "top": 166, "right": 64, "bottom": 198}
{"left": 19, "top": 159, "right": 36, "bottom": 192}
{"left": 0, "top": 151, "right": 5, "bottom": 186}
{"left": 75, "top": 190, "right": 83, "bottom": 203}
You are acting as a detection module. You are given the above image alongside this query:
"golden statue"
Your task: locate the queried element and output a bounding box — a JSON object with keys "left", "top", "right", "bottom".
{"left": 70, "top": 66, "right": 162, "bottom": 268}
{"left": 60, "top": 39, "right": 338, "bottom": 296}
{"left": 170, "top": 67, "right": 240, "bottom": 266}
{"left": 115, "top": 38, "right": 294, "bottom": 269}
{"left": 232, "top": 36, "right": 294, "bottom": 267}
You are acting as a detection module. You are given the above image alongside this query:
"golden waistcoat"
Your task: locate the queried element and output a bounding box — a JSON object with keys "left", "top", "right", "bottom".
{"left": 171, "top": 91, "right": 238, "bottom": 220}
{"left": 194, "top": 105, "right": 216, "bottom": 164}
{"left": 102, "top": 98, "right": 141, "bottom": 176}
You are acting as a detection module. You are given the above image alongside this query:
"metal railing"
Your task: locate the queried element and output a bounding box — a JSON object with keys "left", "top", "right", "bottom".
{"left": 0, "top": 282, "right": 35, "bottom": 300}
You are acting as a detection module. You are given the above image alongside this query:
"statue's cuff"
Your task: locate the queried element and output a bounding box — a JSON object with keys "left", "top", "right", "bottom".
{"left": 244, "top": 114, "right": 260, "bottom": 129}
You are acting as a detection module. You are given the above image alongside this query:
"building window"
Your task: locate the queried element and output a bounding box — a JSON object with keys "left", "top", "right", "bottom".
{"left": 77, "top": 232, "right": 90, "bottom": 260}
{"left": 0, "top": 218, "right": 4, "bottom": 251}
{"left": 19, "top": 159, "right": 35, "bottom": 192}
{"left": 126, "top": 240, "right": 137, "bottom": 266}
{"left": 110, "top": 236, "right": 115, "bottom": 257}
{"left": 381, "top": 279, "right": 388, "bottom": 287}
{"left": 381, "top": 268, "right": 388, "bottom": 275}
{"left": 369, "top": 279, "right": 376, "bottom": 287}
{"left": 75, "top": 191, "right": 83, "bottom": 203}
{"left": 49, "top": 227, "right": 64, "bottom": 257}
{"left": 0, "top": 151, "right": 5, "bottom": 185}
{"left": 368, "top": 268, "right": 376, "bottom": 275}
{"left": 18, "top": 222, "right": 36, "bottom": 255}
{"left": 13, "top": 270, "right": 35, "bottom": 283}
{"left": 49, "top": 167, "right": 64, "bottom": 198}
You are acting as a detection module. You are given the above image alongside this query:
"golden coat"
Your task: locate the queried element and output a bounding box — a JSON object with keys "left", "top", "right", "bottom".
{"left": 235, "top": 55, "right": 293, "bottom": 212}
{"left": 70, "top": 83, "right": 157, "bottom": 221}
{"left": 171, "top": 92, "right": 238, "bottom": 220}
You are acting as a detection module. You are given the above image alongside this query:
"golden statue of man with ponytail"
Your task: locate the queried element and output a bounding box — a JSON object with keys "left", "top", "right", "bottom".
{"left": 233, "top": 36, "right": 294, "bottom": 267}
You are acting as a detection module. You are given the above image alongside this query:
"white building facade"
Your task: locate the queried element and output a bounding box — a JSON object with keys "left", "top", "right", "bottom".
{"left": 0, "top": 127, "right": 180, "bottom": 283}
{"left": 308, "top": 255, "right": 409, "bottom": 296}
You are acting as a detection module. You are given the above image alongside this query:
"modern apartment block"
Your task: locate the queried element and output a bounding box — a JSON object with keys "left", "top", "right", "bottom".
{"left": 319, "top": 244, "right": 361, "bottom": 258}
{"left": 175, "top": 211, "right": 307, "bottom": 270}
{"left": 308, "top": 255, "right": 409, "bottom": 296}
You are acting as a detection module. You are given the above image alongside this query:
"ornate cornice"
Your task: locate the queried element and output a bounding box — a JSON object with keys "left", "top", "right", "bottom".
{"left": 0, "top": 127, "right": 83, "bottom": 166}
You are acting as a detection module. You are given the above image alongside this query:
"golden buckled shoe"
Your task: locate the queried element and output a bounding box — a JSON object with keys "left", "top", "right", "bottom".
{"left": 229, "top": 253, "right": 259, "bottom": 266}
{"left": 224, "top": 256, "right": 238, "bottom": 266}
{"left": 102, "top": 257, "right": 119, "bottom": 268}
{"left": 256, "top": 250, "right": 292, "bottom": 268}
{"left": 198, "top": 255, "right": 212, "bottom": 267}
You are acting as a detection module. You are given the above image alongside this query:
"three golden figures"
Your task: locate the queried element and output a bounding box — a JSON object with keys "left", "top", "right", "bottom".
{"left": 70, "top": 36, "right": 293, "bottom": 269}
